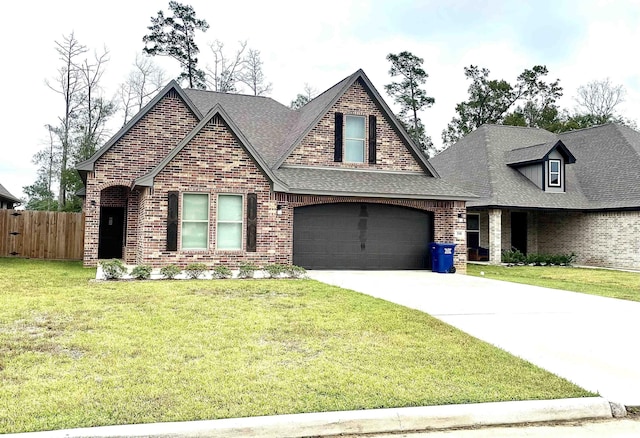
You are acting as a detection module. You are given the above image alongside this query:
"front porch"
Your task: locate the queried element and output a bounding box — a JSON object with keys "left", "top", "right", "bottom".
{"left": 466, "top": 208, "right": 640, "bottom": 270}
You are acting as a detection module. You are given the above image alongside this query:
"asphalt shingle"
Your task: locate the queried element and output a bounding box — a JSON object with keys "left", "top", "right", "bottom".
{"left": 275, "top": 167, "right": 476, "bottom": 200}
{"left": 430, "top": 123, "right": 640, "bottom": 210}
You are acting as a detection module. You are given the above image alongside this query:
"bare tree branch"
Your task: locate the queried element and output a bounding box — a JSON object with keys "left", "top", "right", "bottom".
{"left": 238, "top": 49, "right": 271, "bottom": 96}
{"left": 205, "top": 40, "right": 247, "bottom": 92}
{"left": 575, "top": 78, "right": 626, "bottom": 121}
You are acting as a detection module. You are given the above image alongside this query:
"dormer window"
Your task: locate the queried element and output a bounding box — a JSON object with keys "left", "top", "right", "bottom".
{"left": 548, "top": 159, "right": 561, "bottom": 187}
{"left": 345, "top": 115, "right": 365, "bottom": 162}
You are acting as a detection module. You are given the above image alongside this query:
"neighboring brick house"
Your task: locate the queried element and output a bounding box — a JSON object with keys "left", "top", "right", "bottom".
{"left": 0, "top": 183, "right": 20, "bottom": 209}
{"left": 430, "top": 124, "right": 640, "bottom": 270}
{"left": 77, "top": 70, "right": 474, "bottom": 272}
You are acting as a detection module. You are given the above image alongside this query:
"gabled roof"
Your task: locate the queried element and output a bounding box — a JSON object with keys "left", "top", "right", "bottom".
{"left": 506, "top": 140, "right": 576, "bottom": 167}
{"left": 134, "top": 105, "right": 285, "bottom": 191}
{"left": 0, "top": 183, "right": 20, "bottom": 204}
{"left": 76, "top": 80, "right": 202, "bottom": 173}
{"left": 430, "top": 123, "right": 640, "bottom": 210}
{"left": 272, "top": 69, "right": 440, "bottom": 177}
{"left": 81, "top": 69, "right": 471, "bottom": 201}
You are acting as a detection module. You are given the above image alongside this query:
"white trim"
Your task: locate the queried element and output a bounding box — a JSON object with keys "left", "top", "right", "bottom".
{"left": 548, "top": 159, "right": 561, "bottom": 187}
{"left": 180, "top": 192, "right": 210, "bottom": 250}
{"left": 216, "top": 193, "right": 244, "bottom": 251}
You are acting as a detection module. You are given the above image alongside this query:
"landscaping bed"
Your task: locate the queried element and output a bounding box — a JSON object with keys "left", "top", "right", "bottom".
{"left": 0, "top": 258, "right": 592, "bottom": 433}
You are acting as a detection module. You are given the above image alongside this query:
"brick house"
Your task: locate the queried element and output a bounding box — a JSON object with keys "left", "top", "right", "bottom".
{"left": 430, "top": 124, "right": 640, "bottom": 270}
{"left": 0, "top": 183, "right": 20, "bottom": 209}
{"left": 77, "top": 70, "right": 474, "bottom": 272}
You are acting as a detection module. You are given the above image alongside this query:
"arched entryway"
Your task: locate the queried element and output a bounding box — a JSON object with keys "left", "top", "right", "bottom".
{"left": 97, "top": 185, "right": 129, "bottom": 259}
{"left": 293, "top": 203, "right": 434, "bottom": 269}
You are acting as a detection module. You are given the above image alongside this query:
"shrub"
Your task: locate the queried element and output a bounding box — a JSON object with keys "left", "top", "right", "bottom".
{"left": 184, "top": 263, "right": 207, "bottom": 280}
{"left": 100, "top": 259, "right": 127, "bottom": 280}
{"left": 285, "top": 265, "right": 307, "bottom": 279}
{"left": 502, "top": 251, "right": 577, "bottom": 266}
{"left": 502, "top": 249, "right": 525, "bottom": 264}
{"left": 212, "top": 265, "right": 232, "bottom": 279}
{"left": 238, "top": 262, "right": 258, "bottom": 279}
{"left": 131, "top": 265, "right": 152, "bottom": 280}
{"left": 160, "top": 264, "right": 181, "bottom": 279}
{"left": 264, "top": 263, "right": 286, "bottom": 279}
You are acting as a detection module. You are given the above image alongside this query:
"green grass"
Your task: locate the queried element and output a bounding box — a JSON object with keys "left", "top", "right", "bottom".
{"left": 0, "top": 258, "right": 592, "bottom": 433}
{"left": 467, "top": 263, "right": 640, "bottom": 302}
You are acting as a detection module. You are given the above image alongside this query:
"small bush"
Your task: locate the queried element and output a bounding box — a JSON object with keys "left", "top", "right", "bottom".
{"left": 264, "top": 263, "right": 286, "bottom": 279}
{"left": 160, "top": 264, "right": 181, "bottom": 279}
{"left": 131, "top": 265, "right": 152, "bottom": 280}
{"left": 286, "top": 265, "right": 307, "bottom": 279}
{"left": 502, "top": 249, "right": 525, "bottom": 264}
{"left": 238, "top": 262, "right": 258, "bottom": 279}
{"left": 212, "top": 265, "right": 232, "bottom": 279}
{"left": 502, "top": 251, "right": 577, "bottom": 266}
{"left": 100, "top": 259, "right": 127, "bottom": 280}
{"left": 184, "top": 263, "right": 207, "bottom": 280}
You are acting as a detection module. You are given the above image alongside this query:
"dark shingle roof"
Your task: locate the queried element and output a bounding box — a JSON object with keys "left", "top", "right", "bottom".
{"left": 274, "top": 167, "right": 476, "bottom": 200}
{"left": 430, "top": 123, "right": 640, "bottom": 210}
{"left": 0, "top": 183, "right": 20, "bottom": 204}
{"left": 79, "top": 69, "right": 466, "bottom": 200}
{"left": 558, "top": 124, "right": 640, "bottom": 205}
{"left": 183, "top": 89, "right": 295, "bottom": 167}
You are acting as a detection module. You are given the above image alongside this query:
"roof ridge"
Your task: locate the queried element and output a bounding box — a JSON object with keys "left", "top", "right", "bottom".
{"left": 293, "top": 71, "right": 359, "bottom": 111}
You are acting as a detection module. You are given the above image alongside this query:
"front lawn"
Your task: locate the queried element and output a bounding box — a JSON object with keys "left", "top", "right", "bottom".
{"left": 0, "top": 259, "right": 591, "bottom": 433}
{"left": 467, "top": 263, "right": 640, "bottom": 302}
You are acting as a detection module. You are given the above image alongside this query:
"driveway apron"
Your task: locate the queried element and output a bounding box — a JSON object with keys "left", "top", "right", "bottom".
{"left": 306, "top": 270, "right": 640, "bottom": 406}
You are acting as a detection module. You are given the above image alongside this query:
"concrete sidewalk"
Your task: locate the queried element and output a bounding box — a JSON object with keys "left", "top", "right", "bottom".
{"left": 306, "top": 270, "right": 640, "bottom": 406}
{"left": 3, "top": 398, "right": 615, "bottom": 438}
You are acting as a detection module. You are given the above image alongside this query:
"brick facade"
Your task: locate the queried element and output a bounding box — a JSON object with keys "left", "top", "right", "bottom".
{"left": 135, "top": 117, "right": 290, "bottom": 268}
{"left": 276, "top": 194, "right": 467, "bottom": 273}
{"left": 83, "top": 92, "right": 199, "bottom": 265}
{"left": 83, "top": 80, "right": 467, "bottom": 272}
{"left": 285, "top": 79, "right": 423, "bottom": 172}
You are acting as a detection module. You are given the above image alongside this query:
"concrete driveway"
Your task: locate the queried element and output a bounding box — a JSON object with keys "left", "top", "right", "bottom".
{"left": 306, "top": 270, "right": 640, "bottom": 406}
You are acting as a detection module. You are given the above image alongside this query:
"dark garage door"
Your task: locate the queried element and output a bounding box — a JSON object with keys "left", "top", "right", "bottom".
{"left": 293, "top": 203, "right": 433, "bottom": 270}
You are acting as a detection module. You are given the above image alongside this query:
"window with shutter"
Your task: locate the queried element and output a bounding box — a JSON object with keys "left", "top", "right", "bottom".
{"left": 181, "top": 193, "right": 209, "bottom": 249}
{"left": 217, "top": 194, "right": 243, "bottom": 250}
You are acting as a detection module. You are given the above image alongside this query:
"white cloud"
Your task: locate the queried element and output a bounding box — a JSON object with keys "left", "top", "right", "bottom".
{"left": 2, "top": 0, "right": 639, "bottom": 202}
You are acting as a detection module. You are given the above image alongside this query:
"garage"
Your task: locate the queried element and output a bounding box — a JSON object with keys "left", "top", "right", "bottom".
{"left": 293, "top": 203, "right": 434, "bottom": 270}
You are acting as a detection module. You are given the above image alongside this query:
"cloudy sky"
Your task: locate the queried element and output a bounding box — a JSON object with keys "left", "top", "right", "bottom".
{"left": 1, "top": 0, "right": 639, "bottom": 202}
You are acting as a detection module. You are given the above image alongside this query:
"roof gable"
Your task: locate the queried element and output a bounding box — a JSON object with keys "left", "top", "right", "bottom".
{"left": 134, "top": 105, "right": 284, "bottom": 190}
{"left": 506, "top": 140, "right": 576, "bottom": 167}
{"left": 273, "top": 69, "right": 439, "bottom": 177}
{"left": 77, "top": 80, "right": 202, "bottom": 173}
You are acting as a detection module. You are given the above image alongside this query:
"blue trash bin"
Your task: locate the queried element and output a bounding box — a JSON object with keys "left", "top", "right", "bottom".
{"left": 429, "top": 243, "right": 457, "bottom": 273}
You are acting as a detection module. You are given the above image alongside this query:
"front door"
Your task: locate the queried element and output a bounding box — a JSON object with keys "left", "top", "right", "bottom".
{"left": 511, "top": 212, "right": 527, "bottom": 255}
{"left": 98, "top": 207, "right": 125, "bottom": 259}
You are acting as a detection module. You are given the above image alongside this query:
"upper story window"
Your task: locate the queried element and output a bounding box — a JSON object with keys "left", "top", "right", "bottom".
{"left": 344, "top": 115, "right": 365, "bottom": 163}
{"left": 182, "top": 193, "right": 209, "bottom": 249}
{"left": 548, "top": 159, "right": 561, "bottom": 187}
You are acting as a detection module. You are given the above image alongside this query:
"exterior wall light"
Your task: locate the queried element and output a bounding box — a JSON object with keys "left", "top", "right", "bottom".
{"left": 276, "top": 204, "right": 283, "bottom": 215}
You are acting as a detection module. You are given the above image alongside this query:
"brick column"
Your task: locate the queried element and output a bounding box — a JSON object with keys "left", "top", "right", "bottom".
{"left": 489, "top": 208, "right": 502, "bottom": 264}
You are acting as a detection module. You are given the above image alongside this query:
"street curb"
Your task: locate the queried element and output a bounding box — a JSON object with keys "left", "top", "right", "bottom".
{"left": 4, "top": 397, "right": 612, "bottom": 438}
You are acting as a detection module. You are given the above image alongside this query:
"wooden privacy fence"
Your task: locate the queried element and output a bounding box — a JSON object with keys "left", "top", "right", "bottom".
{"left": 0, "top": 210, "right": 84, "bottom": 260}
